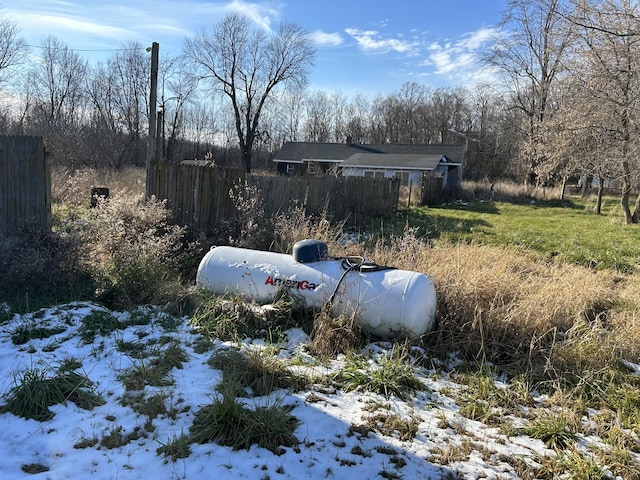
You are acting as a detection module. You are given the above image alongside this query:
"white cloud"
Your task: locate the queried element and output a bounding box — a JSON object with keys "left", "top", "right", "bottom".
{"left": 424, "top": 27, "right": 496, "bottom": 76}
{"left": 15, "top": 12, "right": 129, "bottom": 40}
{"left": 458, "top": 27, "right": 497, "bottom": 50}
{"left": 427, "top": 50, "right": 455, "bottom": 74}
{"left": 225, "top": 0, "right": 281, "bottom": 32}
{"left": 309, "top": 30, "right": 343, "bottom": 47}
{"left": 345, "top": 28, "right": 417, "bottom": 54}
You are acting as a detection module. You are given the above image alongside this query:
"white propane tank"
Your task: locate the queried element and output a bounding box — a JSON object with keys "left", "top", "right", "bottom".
{"left": 195, "top": 240, "right": 437, "bottom": 339}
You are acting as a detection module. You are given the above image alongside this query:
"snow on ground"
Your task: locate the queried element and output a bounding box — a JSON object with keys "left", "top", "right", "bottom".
{"left": 0, "top": 302, "right": 556, "bottom": 479}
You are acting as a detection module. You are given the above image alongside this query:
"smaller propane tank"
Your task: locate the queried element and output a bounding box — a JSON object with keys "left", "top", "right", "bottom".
{"left": 196, "top": 240, "right": 437, "bottom": 339}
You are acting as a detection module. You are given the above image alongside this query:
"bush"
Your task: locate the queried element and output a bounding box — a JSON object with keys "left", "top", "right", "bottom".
{"left": 0, "top": 224, "right": 92, "bottom": 308}
{"left": 224, "top": 181, "right": 271, "bottom": 250}
{"left": 81, "top": 194, "right": 187, "bottom": 309}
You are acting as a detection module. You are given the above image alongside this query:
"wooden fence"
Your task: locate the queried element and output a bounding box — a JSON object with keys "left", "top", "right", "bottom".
{"left": 421, "top": 175, "right": 443, "bottom": 205}
{"left": 250, "top": 175, "right": 400, "bottom": 221}
{"left": 148, "top": 162, "right": 242, "bottom": 232}
{"left": 0, "top": 136, "right": 50, "bottom": 234}
{"left": 148, "top": 162, "right": 400, "bottom": 235}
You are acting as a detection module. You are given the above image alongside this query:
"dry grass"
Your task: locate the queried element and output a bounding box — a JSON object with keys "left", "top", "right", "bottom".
{"left": 273, "top": 205, "right": 344, "bottom": 254}
{"left": 355, "top": 228, "right": 640, "bottom": 373}
{"left": 51, "top": 166, "right": 145, "bottom": 205}
{"left": 397, "top": 184, "right": 422, "bottom": 208}
{"left": 310, "top": 310, "right": 364, "bottom": 359}
{"left": 458, "top": 180, "right": 564, "bottom": 202}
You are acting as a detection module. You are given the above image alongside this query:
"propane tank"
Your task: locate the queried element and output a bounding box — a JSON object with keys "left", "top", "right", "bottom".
{"left": 196, "top": 240, "right": 437, "bottom": 339}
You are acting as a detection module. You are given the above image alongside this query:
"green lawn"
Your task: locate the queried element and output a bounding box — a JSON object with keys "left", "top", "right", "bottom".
{"left": 406, "top": 196, "right": 640, "bottom": 273}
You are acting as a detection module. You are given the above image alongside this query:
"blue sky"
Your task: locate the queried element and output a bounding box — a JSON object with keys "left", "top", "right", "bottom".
{"left": 3, "top": 0, "right": 506, "bottom": 95}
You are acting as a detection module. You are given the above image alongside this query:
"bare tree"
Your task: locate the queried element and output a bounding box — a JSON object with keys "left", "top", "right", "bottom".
{"left": 279, "top": 88, "right": 305, "bottom": 142}
{"left": 184, "top": 13, "right": 315, "bottom": 173}
{"left": 370, "top": 94, "right": 402, "bottom": 144}
{"left": 304, "top": 90, "right": 332, "bottom": 142}
{"left": 86, "top": 42, "right": 148, "bottom": 168}
{"left": 24, "top": 36, "right": 89, "bottom": 168}
{"left": 158, "top": 55, "right": 198, "bottom": 162}
{"left": 344, "top": 94, "right": 371, "bottom": 144}
{"left": 431, "top": 87, "right": 471, "bottom": 143}
{"left": 468, "top": 85, "right": 518, "bottom": 181}
{"left": 562, "top": 0, "right": 640, "bottom": 223}
{"left": 0, "top": 12, "right": 28, "bottom": 84}
{"left": 540, "top": 78, "right": 612, "bottom": 207}
{"left": 31, "top": 35, "right": 88, "bottom": 134}
{"left": 396, "top": 82, "right": 430, "bottom": 143}
{"left": 486, "top": 0, "right": 574, "bottom": 185}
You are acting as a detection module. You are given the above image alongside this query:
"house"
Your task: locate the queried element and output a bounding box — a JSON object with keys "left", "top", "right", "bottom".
{"left": 273, "top": 139, "right": 464, "bottom": 190}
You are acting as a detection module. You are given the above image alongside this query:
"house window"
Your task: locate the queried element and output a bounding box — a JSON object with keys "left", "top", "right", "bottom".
{"left": 364, "top": 170, "right": 385, "bottom": 179}
{"left": 286, "top": 164, "right": 295, "bottom": 174}
{"left": 307, "top": 162, "right": 318, "bottom": 175}
{"left": 394, "top": 171, "right": 410, "bottom": 184}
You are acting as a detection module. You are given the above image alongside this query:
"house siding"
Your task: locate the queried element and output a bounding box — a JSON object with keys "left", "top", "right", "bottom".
{"left": 341, "top": 167, "right": 422, "bottom": 186}
{"left": 273, "top": 141, "right": 466, "bottom": 191}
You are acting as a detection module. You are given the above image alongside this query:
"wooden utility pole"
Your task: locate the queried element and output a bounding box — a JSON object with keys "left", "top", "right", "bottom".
{"left": 145, "top": 41, "right": 159, "bottom": 199}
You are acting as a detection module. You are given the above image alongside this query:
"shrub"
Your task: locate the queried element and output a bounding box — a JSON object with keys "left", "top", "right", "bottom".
{"left": 0, "top": 224, "right": 92, "bottom": 309}
{"left": 224, "top": 181, "right": 271, "bottom": 250}
{"left": 81, "top": 194, "right": 187, "bottom": 309}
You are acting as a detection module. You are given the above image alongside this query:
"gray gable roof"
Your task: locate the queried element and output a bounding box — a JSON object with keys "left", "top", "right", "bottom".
{"left": 343, "top": 153, "right": 445, "bottom": 170}
{"left": 273, "top": 141, "right": 465, "bottom": 165}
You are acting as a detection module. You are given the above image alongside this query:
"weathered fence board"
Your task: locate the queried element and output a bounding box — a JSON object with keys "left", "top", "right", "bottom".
{"left": 149, "top": 162, "right": 242, "bottom": 232}
{"left": 0, "top": 136, "right": 50, "bottom": 234}
{"left": 249, "top": 175, "right": 400, "bottom": 221}
{"left": 421, "top": 175, "right": 443, "bottom": 205}
{"left": 149, "top": 162, "right": 400, "bottom": 235}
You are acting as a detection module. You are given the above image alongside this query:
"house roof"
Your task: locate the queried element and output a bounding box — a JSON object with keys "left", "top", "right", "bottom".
{"left": 342, "top": 153, "right": 445, "bottom": 170}
{"left": 273, "top": 141, "right": 466, "bottom": 165}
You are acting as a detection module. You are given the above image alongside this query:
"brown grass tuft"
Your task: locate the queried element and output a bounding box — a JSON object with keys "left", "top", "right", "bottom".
{"left": 426, "top": 243, "right": 634, "bottom": 365}
{"left": 363, "top": 230, "right": 639, "bottom": 373}
{"left": 310, "top": 309, "right": 364, "bottom": 359}
{"left": 51, "top": 166, "right": 145, "bottom": 205}
{"left": 458, "top": 180, "right": 563, "bottom": 202}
